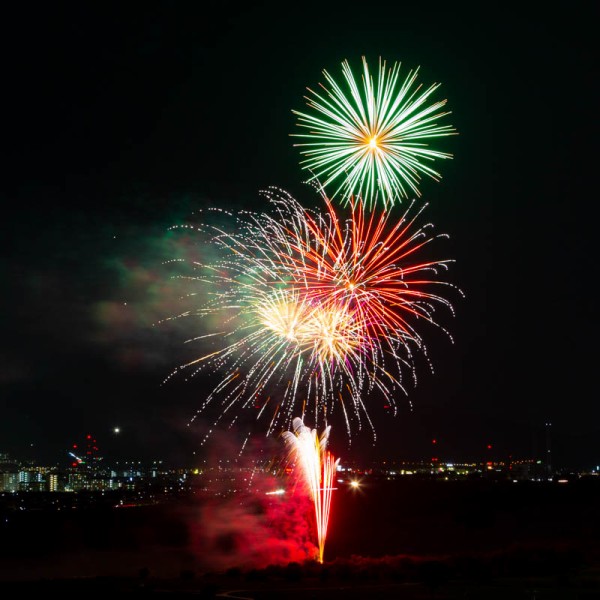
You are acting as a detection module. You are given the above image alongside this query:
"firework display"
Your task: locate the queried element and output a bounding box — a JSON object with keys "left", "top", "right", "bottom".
{"left": 293, "top": 56, "right": 456, "bottom": 207}
{"left": 166, "top": 186, "right": 458, "bottom": 439}
{"left": 156, "top": 54, "right": 461, "bottom": 565}
{"left": 283, "top": 417, "right": 339, "bottom": 563}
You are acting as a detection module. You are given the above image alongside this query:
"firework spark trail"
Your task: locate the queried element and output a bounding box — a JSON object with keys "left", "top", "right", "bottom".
{"left": 163, "top": 186, "right": 459, "bottom": 440}
{"left": 293, "top": 56, "right": 457, "bottom": 207}
{"left": 283, "top": 417, "right": 340, "bottom": 563}
{"left": 271, "top": 190, "right": 458, "bottom": 347}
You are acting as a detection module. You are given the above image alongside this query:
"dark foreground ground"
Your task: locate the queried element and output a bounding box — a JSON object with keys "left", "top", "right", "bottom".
{"left": 1, "top": 478, "right": 599, "bottom": 598}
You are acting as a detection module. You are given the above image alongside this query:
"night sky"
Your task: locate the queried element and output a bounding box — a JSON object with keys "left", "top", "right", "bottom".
{"left": 2, "top": 3, "right": 596, "bottom": 468}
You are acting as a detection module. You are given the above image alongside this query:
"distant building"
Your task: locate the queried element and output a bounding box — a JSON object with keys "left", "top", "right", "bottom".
{"left": 0, "top": 472, "right": 18, "bottom": 492}
{"left": 0, "top": 453, "right": 19, "bottom": 492}
{"left": 19, "top": 470, "right": 46, "bottom": 492}
{"left": 0, "top": 452, "right": 14, "bottom": 466}
{"left": 511, "top": 460, "right": 534, "bottom": 481}
{"left": 67, "top": 471, "right": 88, "bottom": 492}
{"left": 47, "top": 473, "right": 59, "bottom": 492}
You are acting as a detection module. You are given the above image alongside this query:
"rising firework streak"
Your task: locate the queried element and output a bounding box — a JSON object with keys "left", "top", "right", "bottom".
{"left": 283, "top": 417, "right": 339, "bottom": 563}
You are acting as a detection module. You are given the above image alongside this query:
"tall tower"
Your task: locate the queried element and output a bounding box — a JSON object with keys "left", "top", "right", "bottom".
{"left": 545, "top": 421, "right": 552, "bottom": 480}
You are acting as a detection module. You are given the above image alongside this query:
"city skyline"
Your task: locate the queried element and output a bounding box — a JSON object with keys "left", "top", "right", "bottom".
{"left": 1, "top": 418, "right": 596, "bottom": 473}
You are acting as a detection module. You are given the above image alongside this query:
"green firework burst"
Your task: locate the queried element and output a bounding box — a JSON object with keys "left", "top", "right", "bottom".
{"left": 292, "top": 56, "right": 457, "bottom": 207}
